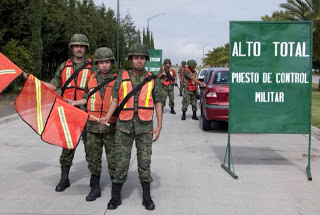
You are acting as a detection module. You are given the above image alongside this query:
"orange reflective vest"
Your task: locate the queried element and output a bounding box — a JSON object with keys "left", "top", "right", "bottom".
{"left": 185, "top": 67, "right": 197, "bottom": 91}
{"left": 162, "top": 67, "right": 175, "bottom": 86}
{"left": 61, "top": 59, "right": 92, "bottom": 100}
{"left": 118, "top": 71, "right": 154, "bottom": 121}
{"left": 86, "top": 73, "right": 118, "bottom": 123}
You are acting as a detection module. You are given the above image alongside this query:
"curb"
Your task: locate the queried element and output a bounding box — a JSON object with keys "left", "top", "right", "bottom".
{"left": 0, "top": 113, "right": 20, "bottom": 125}
{"left": 311, "top": 125, "right": 320, "bottom": 142}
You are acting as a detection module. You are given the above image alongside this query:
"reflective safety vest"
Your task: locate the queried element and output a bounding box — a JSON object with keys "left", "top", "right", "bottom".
{"left": 86, "top": 73, "right": 118, "bottom": 123}
{"left": 162, "top": 67, "right": 174, "bottom": 86}
{"left": 185, "top": 67, "right": 197, "bottom": 91}
{"left": 61, "top": 59, "right": 92, "bottom": 100}
{"left": 118, "top": 71, "right": 154, "bottom": 121}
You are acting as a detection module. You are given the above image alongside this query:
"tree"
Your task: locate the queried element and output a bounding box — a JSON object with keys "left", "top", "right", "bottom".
{"left": 262, "top": 0, "right": 320, "bottom": 61}
{"left": 29, "top": 0, "right": 43, "bottom": 77}
{"left": 203, "top": 43, "right": 229, "bottom": 67}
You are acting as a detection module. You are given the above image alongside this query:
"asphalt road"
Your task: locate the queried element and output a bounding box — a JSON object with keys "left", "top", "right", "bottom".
{"left": 1, "top": 88, "right": 320, "bottom": 215}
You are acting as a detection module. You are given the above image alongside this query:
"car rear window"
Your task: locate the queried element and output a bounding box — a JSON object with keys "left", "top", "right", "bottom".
{"left": 199, "top": 69, "right": 207, "bottom": 76}
{"left": 213, "top": 71, "right": 229, "bottom": 84}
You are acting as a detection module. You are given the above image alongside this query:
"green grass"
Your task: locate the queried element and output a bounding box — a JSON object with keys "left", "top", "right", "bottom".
{"left": 312, "top": 83, "right": 320, "bottom": 128}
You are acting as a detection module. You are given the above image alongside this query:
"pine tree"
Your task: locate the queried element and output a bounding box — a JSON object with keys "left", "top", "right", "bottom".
{"left": 29, "top": 0, "right": 43, "bottom": 77}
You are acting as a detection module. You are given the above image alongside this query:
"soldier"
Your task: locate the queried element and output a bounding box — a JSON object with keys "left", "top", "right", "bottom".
{"left": 181, "top": 59, "right": 205, "bottom": 120}
{"left": 101, "top": 43, "right": 162, "bottom": 210}
{"left": 66, "top": 47, "right": 117, "bottom": 201}
{"left": 178, "top": 61, "right": 187, "bottom": 96}
{"left": 41, "top": 34, "right": 93, "bottom": 192}
{"left": 157, "top": 58, "right": 177, "bottom": 114}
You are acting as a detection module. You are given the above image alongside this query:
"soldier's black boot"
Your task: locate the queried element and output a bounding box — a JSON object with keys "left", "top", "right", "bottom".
{"left": 181, "top": 111, "right": 186, "bottom": 120}
{"left": 141, "top": 182, "right": 155, "bottom": 210}
{"left": 192, "top": 111, "right": 199, "bottom": 120}
{"left": 170, "top": 107, "right": 176, "bottom": 114}
{"left": 107, "top": 183, "right": 123, "bottom": 210}
{"left": 86, "top": 174, "right": 101, "bottom": 201}
{"left": 55, "top": 166, "right": 70, "bottom": 192}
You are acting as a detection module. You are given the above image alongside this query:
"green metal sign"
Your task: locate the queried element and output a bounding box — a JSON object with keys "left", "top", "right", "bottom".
{"left": 145, "top": 49, "right": 162, "bottom": 74}
{"left": 229, "top": 21, "right": 312, "bottom": 134}
{"left": 222, "top": 21, "right": 313, "bottom": 181}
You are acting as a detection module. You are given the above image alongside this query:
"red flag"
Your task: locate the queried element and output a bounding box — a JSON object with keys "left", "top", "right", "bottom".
{"left": 14, "top": 74, "right": 63, "bottom": 135}
{"left": 41, "top": 98, "right": 89, "bottom": 149}
{"left": 0, "top": 53, "right": 23, "bottom": 93}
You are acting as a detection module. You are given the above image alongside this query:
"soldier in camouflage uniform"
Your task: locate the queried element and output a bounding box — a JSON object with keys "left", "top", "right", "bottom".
{"left": 66, "top": 47, "right": 117, "bottom": 201}
{"left": 157, "top": 58, "right": 177, "bottom": 114}
{"left": 41, "top": 34, "right": 94, "bottom": 192}
{"left": 178, "top": 61, "right": 187, "bottom": 96}
{"left": 101, "top": 43, "right": 162, "bottom": 211}
{"left": 181, "top": 59, "right": 206, "bottom": 120}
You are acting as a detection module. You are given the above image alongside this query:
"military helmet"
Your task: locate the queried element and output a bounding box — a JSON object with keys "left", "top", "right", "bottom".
{"left": 181, "top": 61, "right": 186, "bottom": 65}
{"left": 94, "top": 47, "right": 115, "bottom": 64}
{"left": 187, "top": 59, "right": 197, "bottom": 67}
{"left": 69, "top": 34, "right": 90, "bottom": 50}
{"left": 127, "top": 43, "right": 150, "bottom": 61}
{"left": 163, "top": 58, "right": 171, "bottom": 65}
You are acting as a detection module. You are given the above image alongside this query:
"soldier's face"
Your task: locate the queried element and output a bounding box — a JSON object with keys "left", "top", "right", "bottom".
{"left": 189, "top": 66, "right": 195, "bottom": 71}
{"left": 71, "top": 45, "right": 86, "bottom": 58}
{"left": 131, "top": 55, "right": 146, "bottom": 71}
{"left": 165, "top": 63, "right": 170, "bottom": 68}
{"left": 97, "top": 60, "right": 112, "bottom": 74}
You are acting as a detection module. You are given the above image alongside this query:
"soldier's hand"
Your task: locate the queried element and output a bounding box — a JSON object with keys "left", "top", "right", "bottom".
{"left": 199, "top": 82, "right": 206, "bottom": 87}
{"left": 150, "top": 127, "right": 161, "bottom": 142}
{"left": 65, "top": 99, "right": 76, "bottom": 106}
{"left": 98, "top": 117, "right": 109, "bottom": 126}
{"left": 162, "top": 72, "right": 166, "bottom": 76}
{"left": 23, "top": 72, "right": 29, "bottom": 79}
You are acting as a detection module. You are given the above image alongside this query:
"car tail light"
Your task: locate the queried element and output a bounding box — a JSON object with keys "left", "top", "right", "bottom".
{"left": 206, "top": 88, "right": 218, "bottom": 104}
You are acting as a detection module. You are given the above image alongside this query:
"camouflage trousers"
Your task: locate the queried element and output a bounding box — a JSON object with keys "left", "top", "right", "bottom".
{"left": 161, "top": 86, "right": 174, "bottom": 107}
{"left": 85, "top": 131, "right": 116, "bottom": 178}
{"left": 179, "top": 81, "right": 184, "bottom": 94}
{"left": 59, "top": 127, "right": 87, "bottom": 167}
{"left": 181, "top": 90, "right": 198, "bottom": 112}
{"left": 112, "top": 129, "right": 153, "bottom": 183}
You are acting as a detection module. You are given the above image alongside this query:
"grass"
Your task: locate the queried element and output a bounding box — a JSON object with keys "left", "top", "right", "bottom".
{"left": 312, "top": 83, "right": 320, "bottom": 128}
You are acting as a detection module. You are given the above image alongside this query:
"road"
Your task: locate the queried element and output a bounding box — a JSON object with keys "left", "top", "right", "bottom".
{"left": 1, "top": 88, "right": 320, "bottom": 215}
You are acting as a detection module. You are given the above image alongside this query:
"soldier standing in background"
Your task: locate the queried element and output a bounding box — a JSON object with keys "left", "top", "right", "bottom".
{"left": 157, "top": 58, "right": 177, "bottom": 114}
{"left": 178, "top": 61, "right": 187, "bottom": 96}
{"left": 101, "top": 43, "right": 162, "bottom": 210}
{"left": 66, "top": 47, "right": 117, "bottom": 202}
{"left": 181, "top": 59, "right": 206, "bottom": 120}
{"left": 41, "top": 34, "right": 93, "bottom": 192}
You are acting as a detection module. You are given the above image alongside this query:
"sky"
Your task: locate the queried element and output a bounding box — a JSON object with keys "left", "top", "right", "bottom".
{"left": 93, "top": 0, "right": 285, "bottom": 65}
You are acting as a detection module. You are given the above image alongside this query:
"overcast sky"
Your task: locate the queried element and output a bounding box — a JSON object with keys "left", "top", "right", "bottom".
{"left": 93, "top": 0, "right": 285, "bottom": 65}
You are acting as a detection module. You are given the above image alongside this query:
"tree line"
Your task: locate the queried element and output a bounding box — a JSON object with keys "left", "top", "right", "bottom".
{"left": 0, "top": 0, "right": 155, "bottom": 90}
{"left": 203, "top": 0, "right": 320, "bottom": 68}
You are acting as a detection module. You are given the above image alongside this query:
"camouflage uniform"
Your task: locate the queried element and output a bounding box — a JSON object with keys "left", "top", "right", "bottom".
{"left": 182, "top": 67, "right": 198, "bottom": 112}
{"left": 157, "top": 67, "right": 176, "bottom": 108}
{"left": 83, "top": 71, "right": 116, "bottom": 178}
{"left": 178, "top": 61, "right": 186, "bottom": 95}
{"left": 111, "top": 69, "right": 162, "bottom": 183}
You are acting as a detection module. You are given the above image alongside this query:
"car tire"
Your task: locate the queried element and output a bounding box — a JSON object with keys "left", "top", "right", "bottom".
{"left": 202, "top": 115, "right": 211, "bottom": 130}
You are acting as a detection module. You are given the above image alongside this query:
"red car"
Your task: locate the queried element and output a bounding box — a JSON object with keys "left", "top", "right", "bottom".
{"left": 200, "top": 68, "right": 229, "bottom": 130}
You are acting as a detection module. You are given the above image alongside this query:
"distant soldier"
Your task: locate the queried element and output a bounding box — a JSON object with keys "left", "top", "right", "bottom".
{"left": 157, "top": 58, "right": 177, "bottom": 114}
{"left": 41, "top": 34, "right": 93, "bottom": 192}
{"left": 66, "top": 47, "right": 117, "bottom": 201}
{"left": 102, "top": 43, "right": 163, "bottom": 210}
{"left": 178, "top": 61, "right": 187, "bottom": 96}
{"left": 181, "top": 59, "right": 205, "bottom": 120}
